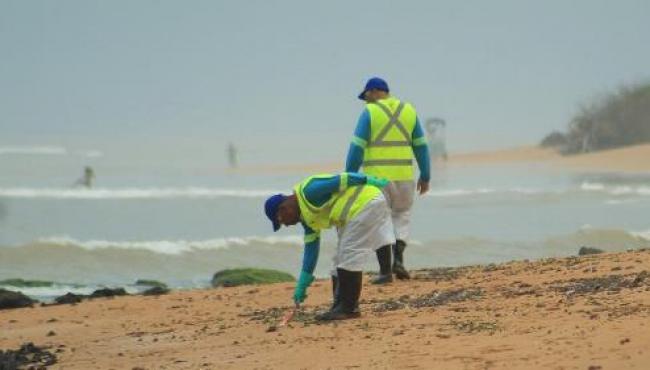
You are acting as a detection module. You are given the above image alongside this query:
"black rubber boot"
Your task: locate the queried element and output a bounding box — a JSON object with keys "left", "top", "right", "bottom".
{"left": 393, "top": 240, "right": 410, "bottom": 280}
{"left": 371, "top": 244, "right": 393, "bottom": 285}
{"left": 330, "top": 275, "right": 339, "bottom": 309}
{"left": 316, "top": 268, "right": 362, "bottom": 321}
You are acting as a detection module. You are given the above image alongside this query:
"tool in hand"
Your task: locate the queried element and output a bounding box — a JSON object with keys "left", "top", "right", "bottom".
{"left": 279, "top": 303, "right": 299, "bottom": 327}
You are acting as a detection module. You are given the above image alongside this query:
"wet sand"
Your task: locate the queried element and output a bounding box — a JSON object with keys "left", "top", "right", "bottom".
{"left": 2, "top": 249, "right": 649, "bottom": 369}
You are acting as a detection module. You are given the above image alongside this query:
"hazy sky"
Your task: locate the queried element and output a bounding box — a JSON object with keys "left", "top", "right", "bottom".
{"left": 1, "top": 0, "right": 649, "bottom": 164}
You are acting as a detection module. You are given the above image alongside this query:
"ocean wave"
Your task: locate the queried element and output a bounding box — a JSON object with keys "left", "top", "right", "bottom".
{"left": 631, "top": 229, "right": 650, "bottom": 241}
{"left": 427, "top": 188, "right": 497, "bottom": 197}
{"left": 2, "top": 183, "right": 648, "bottom": 201}
{"left": 425, "top": 183, "right": 650, "bottom": 199}
{"left": 23, "top": 227, "right": 650, "bottom": 257}
{"left": 0, "top": 284, "right": 97, "bottom": 299}
{"left": 544, "top": 227, "right": 650, "bottom": 251}
{"left": 426, "top": 187, "right": 546, "bottom": 198}
{"left": 0, "top": 235, "right": 308, "bottom": 289}
{"left": 0, "top": 146, "right": 104, "bottom": 158}
{"left": 0, "top": 146, "right": 67, "bottom": 156}
{"left": 0, "top": 187, "right": 280, "bottom": 199}
{"left": 2, "top": 228, "right": 648, "bottom": 292}
{"left": 76, "top": 150, "right": 104, "bottom": 158}
{"left": 35, "top": 235, "right": 304, "bottom": 255}
{"left": 580, "top": 182, "right": 650, "bottom": 196}
{"left": 0, "top": 283, "right": 153, "bottom": 302}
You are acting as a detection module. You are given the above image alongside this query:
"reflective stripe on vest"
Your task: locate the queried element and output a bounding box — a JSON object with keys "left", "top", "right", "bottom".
{"left": 337, "top": 185, "right": 364, "bottom": 223}
{"left": 369, "top": 101, "right": 411, "bottom": 147}
{"left": 363, "top": 98, "right": 416, "bottom": 181}
{"left": 294, "top": 174, "right": 381, "bottom": 231}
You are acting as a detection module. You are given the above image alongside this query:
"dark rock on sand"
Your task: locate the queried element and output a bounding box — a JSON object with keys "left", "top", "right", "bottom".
{"left": 579, "top": 246, "right": 604, "bottom": 256}
{"left": 134, "top": 279, "right": 168, "bottom": 289}
{"left": 89, "top": 288, "right": 128, "bottom": 298}
{"left": 0, "top": 289, "right": 36, "bottom": 310}
{"left": 142, "top": 286, "right": 170, "bottom": 296}
{"left": 54, "top": 293, "right": 84, "bottom": 305}
{"left": 0, "top": 342, "right": 57, "bottom": 369}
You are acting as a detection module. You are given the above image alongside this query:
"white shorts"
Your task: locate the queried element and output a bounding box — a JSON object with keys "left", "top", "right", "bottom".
{"left": 331, "top": 192, "right": 395, "bottom": 274}
{"left": 381, "top": 180, "right": 415, "bottom": 241}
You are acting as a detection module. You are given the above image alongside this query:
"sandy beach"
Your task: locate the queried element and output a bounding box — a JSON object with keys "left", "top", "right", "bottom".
{"left": 2, "top": 249, "right": 649, "bottom": 369}
{"left": 449, "top": 144, "right": 650, "bottom": 173}
{"left": 234, "top": 143, "right": 650, "bottom": 175}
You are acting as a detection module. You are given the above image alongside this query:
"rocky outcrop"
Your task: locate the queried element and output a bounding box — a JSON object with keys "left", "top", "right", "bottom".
{"left": 0, "top": 289, "right": 36, "bottom": 310}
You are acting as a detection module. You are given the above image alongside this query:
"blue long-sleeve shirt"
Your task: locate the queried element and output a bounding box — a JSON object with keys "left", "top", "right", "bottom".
{"left": 345, "top": 107, "right": 431, "bottom": 181}
{"left": 299, "top": 172, "right": 368, "bottom": 275}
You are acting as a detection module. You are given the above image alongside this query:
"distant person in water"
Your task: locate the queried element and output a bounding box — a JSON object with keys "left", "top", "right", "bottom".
{"left": 74, "top": 166, "right": 95, "bottom": 188}
{"left": 227, "top": 142, "right": 238, "bottom": 169}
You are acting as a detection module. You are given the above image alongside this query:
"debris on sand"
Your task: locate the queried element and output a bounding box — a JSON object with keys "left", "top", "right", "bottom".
{"left": 551, "top": 271, "right": 649, "bottom": 295}
{"left": 0, "top": 342, "right": 57, "bottom": 369}
{"left": 411, "top": 267, "right": 467, "bottom": 282}
{"left": 447, "top": 319, "right": 500, "bottom": 334}
{"left": 373, "top": 288, "right": 483, "bottom": 312}
{"left": 499, "top": 281, "right": 540, "bottom": 298}
{"left": 242, "top": 306, "right": 324, "bottom": 327}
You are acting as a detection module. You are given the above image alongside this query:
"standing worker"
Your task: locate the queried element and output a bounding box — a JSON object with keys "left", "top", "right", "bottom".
{"left": 346, "top": 77, "right": 431, "bottom": 284}
{"left": 264, "top": 172, "right": 394, "bottom": 320}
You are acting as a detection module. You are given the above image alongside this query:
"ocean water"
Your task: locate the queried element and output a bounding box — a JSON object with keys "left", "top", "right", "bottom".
{"left": 1, "top": 147, "right": 649, "bottom": 300}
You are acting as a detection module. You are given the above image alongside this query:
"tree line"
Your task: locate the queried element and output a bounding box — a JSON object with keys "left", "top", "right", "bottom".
{"left": 541, "top": 82, "right": 650, "bottom": 154}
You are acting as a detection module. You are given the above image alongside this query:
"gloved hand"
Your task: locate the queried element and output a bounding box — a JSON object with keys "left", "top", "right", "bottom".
{"left": 366, "top": 175, "right": 389, "bottom": 189}
{"left": 293, "top": 271, "right": 315, "bottom": 304}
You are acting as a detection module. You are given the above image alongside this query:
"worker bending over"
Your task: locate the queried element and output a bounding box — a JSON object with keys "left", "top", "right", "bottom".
{"left": 264, "top": 172, "right": 394, "bottom": 320}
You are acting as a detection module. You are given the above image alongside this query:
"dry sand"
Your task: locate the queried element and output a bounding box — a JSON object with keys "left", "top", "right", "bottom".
{"left": 553, "top": 144, "right": 650, "bottom": 173}
{"left": 233, "top": 143, "right": 650, "bottom": 175}
{"left": 448, "top": 144, "right": 650, "bottom": 173}
{"left": 2, "top": 249, "right": 650, "bottom": 369}
{"left": 448, "top": 146, "right": 561, "bottom": 165}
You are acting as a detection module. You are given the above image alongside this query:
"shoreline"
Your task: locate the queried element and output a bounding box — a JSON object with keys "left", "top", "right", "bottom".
{"left": 2, "top": 249, "right": 649, "bottom": 369}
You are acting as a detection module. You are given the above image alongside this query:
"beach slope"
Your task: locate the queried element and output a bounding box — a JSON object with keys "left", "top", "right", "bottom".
{"left": 1, "top": 249, "right": 650, "bottom": 369}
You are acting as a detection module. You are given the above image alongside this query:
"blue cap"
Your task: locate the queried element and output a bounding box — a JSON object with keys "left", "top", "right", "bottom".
{"left": 264, "top": 194, "right": 286, "bottom": 232}
{"left": 358, "top": 77, "right": 389, "bottom": 100}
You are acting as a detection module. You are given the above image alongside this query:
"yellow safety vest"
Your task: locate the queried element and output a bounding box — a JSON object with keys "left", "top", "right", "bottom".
{"left": 293, "top": 173, "right": 381, "bottom": 231}
{"left": 363, "top": 97, "right": 417, "bottom": 181}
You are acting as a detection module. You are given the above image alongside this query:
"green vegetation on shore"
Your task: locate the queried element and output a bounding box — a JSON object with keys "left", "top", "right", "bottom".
{"left": 211, "top": 268, "right": 295, "bottom": 287}
{"left": 542, "top": 81, "right": 650, "bottom": 154}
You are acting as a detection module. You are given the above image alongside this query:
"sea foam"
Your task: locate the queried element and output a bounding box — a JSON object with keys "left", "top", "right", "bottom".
{"left": 0, "top": 187, "right": 280, "bottom": 199}
{"left": 35, "top": 235, "right": 304, "bottom": 255}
